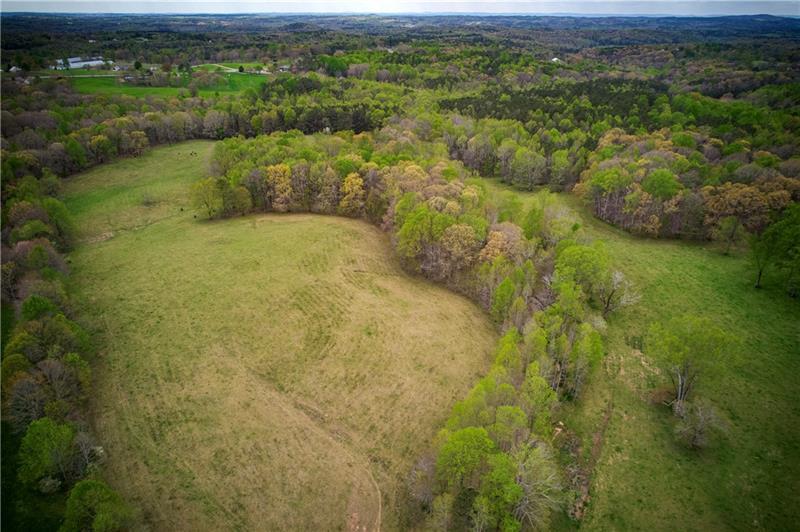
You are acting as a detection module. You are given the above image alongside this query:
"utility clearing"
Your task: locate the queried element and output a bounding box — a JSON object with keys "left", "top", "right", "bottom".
{"left": 64, "top": 142, "right": 497, "bottom": 530}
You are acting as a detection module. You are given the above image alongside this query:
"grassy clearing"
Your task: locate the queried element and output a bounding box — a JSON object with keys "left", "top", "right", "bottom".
{"left": 70, "top": 73, "right": 267, "bottom": 97}
{"left": 64, "top": 143, "right": 497, "bottom": 530}
{"left": 219, "top": 62, "right": 265, "bottom": 70}
{"left": 483, "top": 179, "right": 800, "bottom": 531}
{"left": 63, "top": 141, "right": 211, "bottom": 242}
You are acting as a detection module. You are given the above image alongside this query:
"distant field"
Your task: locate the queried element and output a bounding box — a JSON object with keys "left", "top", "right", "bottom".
{"left": 64, "top": 142, "right": 497, "bottom": 530}
{"left": 193, "top": 62, "right": 265, "bottom": 72}
{"left": 192, "top": 63, "right": 230, "bottom": 72}
{"left": 31, "top": 68, "right": 118, "bottom": 76}
{"left": 219, "top": 62, "right": 265, "bottom": 70}
{"left": 70, "top": 73, "right": 267, "bottom": 97}
{"left": 483, "top": 180, "right": 800, "bottom": 530}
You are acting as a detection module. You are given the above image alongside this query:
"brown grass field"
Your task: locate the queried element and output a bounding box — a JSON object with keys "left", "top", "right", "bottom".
{"left": 64, "top": 142, "right": 498, "bottom": 530}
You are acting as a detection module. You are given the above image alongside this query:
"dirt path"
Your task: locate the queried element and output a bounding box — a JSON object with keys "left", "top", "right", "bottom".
{"left": 572, "top": 399, "right": 614, "bottom": 520}
{"left": 205, "top": 63, "right": 238, "bottom": 72}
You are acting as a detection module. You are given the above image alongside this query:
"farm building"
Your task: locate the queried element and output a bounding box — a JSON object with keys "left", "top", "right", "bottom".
{"left": 54, "top": 56, "right": 109, "bottom": 69}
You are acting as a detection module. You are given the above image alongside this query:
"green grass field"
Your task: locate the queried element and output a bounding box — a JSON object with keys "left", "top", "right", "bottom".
{"left": 63, "top": 142, "right": 497, "bottom": 530}
{"left": 484, "top": 180, "right": 800, "bottom": 530}
{"left": 70, "top": 73, "right": 267, "bottom": 97}
{"left": 218, "top": 62, "right": 265, "bottom": 70}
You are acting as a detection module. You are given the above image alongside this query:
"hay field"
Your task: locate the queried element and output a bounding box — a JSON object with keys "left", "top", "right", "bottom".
{"left": 64, "top": 143, "right": 497, "bottom": 530}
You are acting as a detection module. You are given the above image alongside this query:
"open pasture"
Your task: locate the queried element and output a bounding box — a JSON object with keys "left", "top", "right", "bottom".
{"left": 63, "top": 143, "right": 497, "bottom": 530}
{"left": 70, "top": 73, "right": 266, "bottom": 97}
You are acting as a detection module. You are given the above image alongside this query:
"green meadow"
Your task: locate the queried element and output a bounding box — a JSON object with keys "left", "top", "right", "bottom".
{"left": 70, "top": 73, "right": 267, "bottom": 97}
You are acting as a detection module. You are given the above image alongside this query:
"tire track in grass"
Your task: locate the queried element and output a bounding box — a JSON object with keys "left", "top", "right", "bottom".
{"left": 258, "top": 383, "right": 383, "bottom": 531}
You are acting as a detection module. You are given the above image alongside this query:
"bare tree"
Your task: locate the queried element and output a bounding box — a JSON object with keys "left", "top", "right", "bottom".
{"left": 72, "top": 431, "right": 106, "bottom": 478}
{"left": 675, "top": 401, "right": 727, "bottom": 449}
{"left": 647, "top": 316, "right": 729, "bottom": 415}
{"left": 38, "top": 358, "right": 78, "bottom": 402}
{"left": 406, "top": 454, "right": 435, "bottom": 507}
{"left": 8, "top": 376, "right": 46, "bottom": 432}
{"left": 597, "top": 270, "right": 640, "bottom": 317}
{"left": 513, "top": 443, "right": 564, "bottom": 530}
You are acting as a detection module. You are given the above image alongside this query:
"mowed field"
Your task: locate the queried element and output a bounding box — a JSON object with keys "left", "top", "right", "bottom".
{"left": 63, "top": 142, "right": 497, "bottom": 530}
{"left": 70, "top": 73, "right": 267, "bottom": 97}
{"left": 484, "top": 180, "right": 800, "bottom": 531}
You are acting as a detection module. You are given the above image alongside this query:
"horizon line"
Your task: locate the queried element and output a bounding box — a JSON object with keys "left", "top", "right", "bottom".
{"left": 3, "top": 11, "right": 799, "bottom": 17}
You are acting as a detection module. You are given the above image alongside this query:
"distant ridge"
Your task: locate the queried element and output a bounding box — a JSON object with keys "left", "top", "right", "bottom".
{"left": 2, "top": 1, "right": 799, "bottom": 17}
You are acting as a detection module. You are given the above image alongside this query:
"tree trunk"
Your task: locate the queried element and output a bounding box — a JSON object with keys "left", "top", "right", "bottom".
{"left": 724, "top": 220, "right": 739, "bottom": 255}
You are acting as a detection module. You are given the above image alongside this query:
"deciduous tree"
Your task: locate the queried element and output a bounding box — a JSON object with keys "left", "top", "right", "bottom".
{"left": 17, "top": 417, "right": 75, "bottom": 487}
{"left": 512, "top": 444, "right": 563, "bottom": 530}
{"left": 265, "top": 163, "right": 293, "bottom": 212}
{"left": 191, "top": 177, "right": 223, "bottom": 219}
{"left": 436, "top": 427, "right": 496, "bottom": 489}
{"left": 646, "top": 316, "right": 730, "bottom": 414}
{"left": 338, "top": 172, "right": 365, "bottom": 217}
{"left": 61, "top": 479, "right": 132, "bottom": 532}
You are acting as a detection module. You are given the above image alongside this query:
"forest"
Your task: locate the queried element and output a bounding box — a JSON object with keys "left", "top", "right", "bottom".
{"left": 1, "top": 11, "right": 799, "bottom": 532}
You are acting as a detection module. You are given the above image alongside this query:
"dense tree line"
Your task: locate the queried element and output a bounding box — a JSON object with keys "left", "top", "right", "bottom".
{"left": 435, "top": 93, "right": 800, "bottom": 292}
{"left": 1, "top": 157, "right": 131, "bottom": 528}
{"left": 440, "top": 78, "right": 669, "bottom": 136}
{"left": 1, "top": 76, "right": 403, "bottom": 182}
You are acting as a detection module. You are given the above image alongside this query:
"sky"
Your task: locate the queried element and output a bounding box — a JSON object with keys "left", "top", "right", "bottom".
{"left": 2, "top": 1, "right": 799, "bottom": 16}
